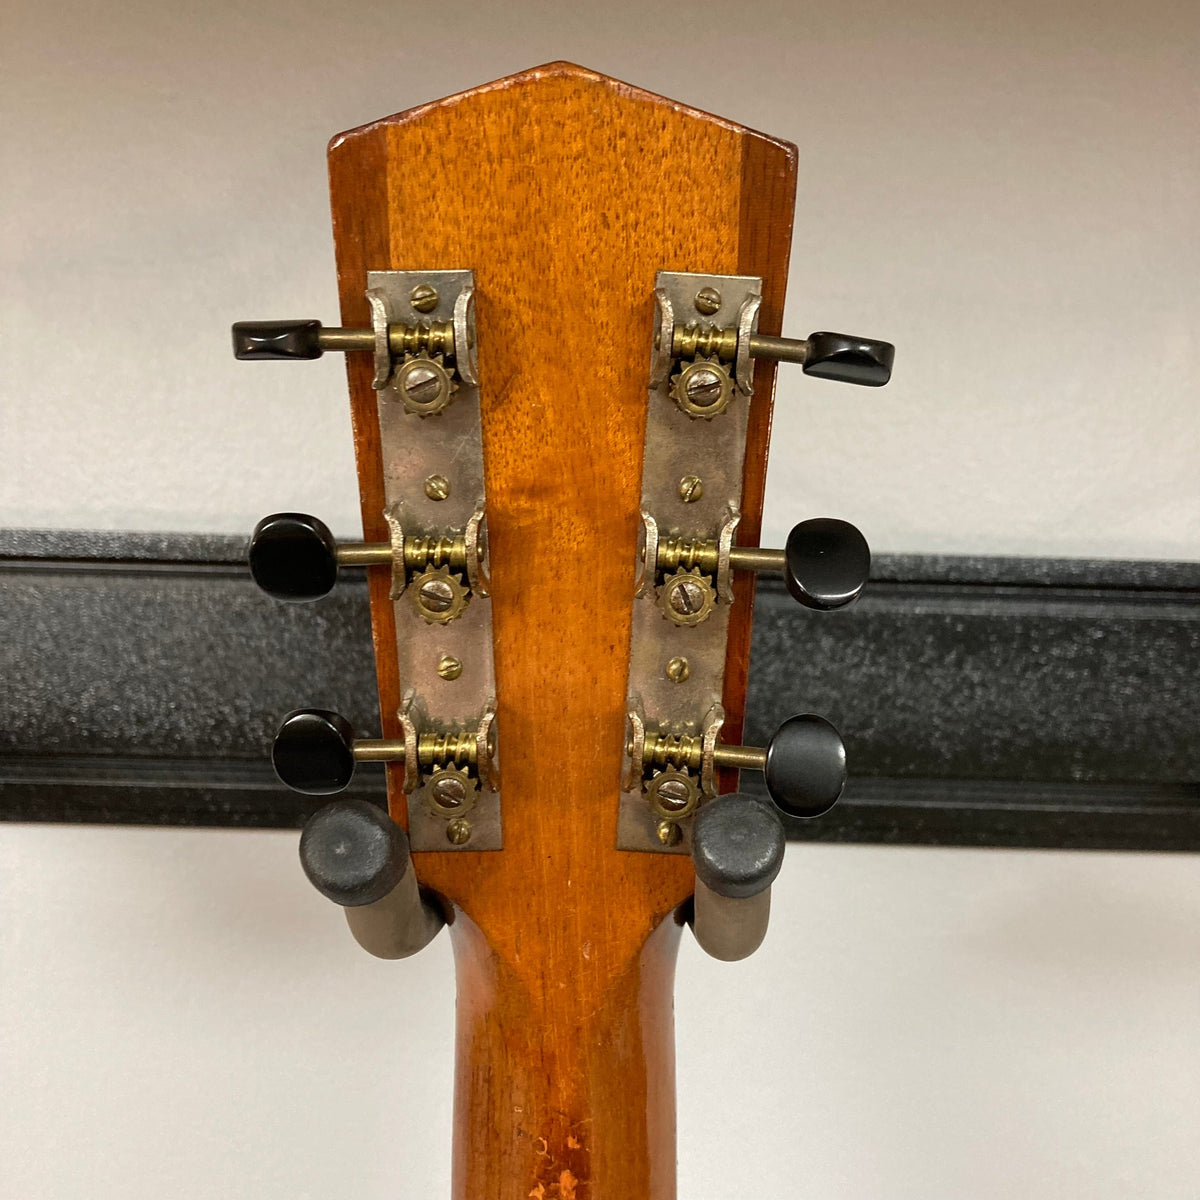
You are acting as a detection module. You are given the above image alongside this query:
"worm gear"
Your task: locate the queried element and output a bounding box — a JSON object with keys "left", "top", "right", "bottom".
{"left": 656, "top": 566, "right": 717, "bottom": 627}
{"left": 645, "top": 766, "right": 700, "bottom": 820}
{"left": 422, "top": 764, "right": 478, "bottom": 817}
{"left": 410, "top": 563, "right": 469, "bottom": 624}
{"left": 669, "top": 355, "right": 735, "bottom": 419}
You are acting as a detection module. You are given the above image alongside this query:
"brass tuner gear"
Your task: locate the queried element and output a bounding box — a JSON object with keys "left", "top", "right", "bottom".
{"left": 656, "top": 567, "right": 717, "bottom": 627}
{"left": 669, "top": 355, "right": 735, "bottom": 419}
{"left": 422, "top": 764, "right": 479, "bottom": 817}
{"left": 410, "top": 564, "right": 470, "bottom": 624}
{"left": 645, "top": 766, "right": 700, "bottom": 821}
{"left": 393, "top": 353, "right": 457, "bottom": 416}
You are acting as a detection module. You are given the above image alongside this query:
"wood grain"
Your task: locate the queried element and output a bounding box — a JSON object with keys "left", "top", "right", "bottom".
{"left": 328, "top": 62, "right": 796, "bottom": 1200}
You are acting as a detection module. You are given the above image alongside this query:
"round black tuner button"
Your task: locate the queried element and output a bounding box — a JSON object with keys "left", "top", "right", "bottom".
{"left": 692, "top": 792, "right": 786, "bottom": 900}
{"left": 299, "top": 798, "right": 409, "bottom": 907}
{"left": 272, "top": 709, "right": 357, "bottom": 796}
{"left": 803, "top": 331, "right": 894, "bottom": 387}
{"left": 764, "top": 714, "right": 846, "bottom": 820}
{"left": 231, "top": 320, "right": 324, "bottom": 360}
{"left": 784, "top": 518, "right": 870, "bottom": 611}
{"left": 248, "top": 512, "right": 339, "bottom": 602}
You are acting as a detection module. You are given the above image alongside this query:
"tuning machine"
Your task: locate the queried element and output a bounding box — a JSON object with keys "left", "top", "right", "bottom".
{"left": 246, "top": 510, "right": 486, "bottom": 625}
{"left": 271, "top": 706, "right": 498, "bottom": 849}
{"left": 642, "top": 512, "right": 870, "bottom": 622}
{"left": 652, "top": 279, "right": 893, "bottom": 404}
{"left": 232, "top": 273, "right": 477, "bottom": 417}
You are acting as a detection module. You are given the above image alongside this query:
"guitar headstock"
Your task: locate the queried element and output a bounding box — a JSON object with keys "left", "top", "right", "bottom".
{"left": 233, "top": 62, "right": 891, "bottom": 1198}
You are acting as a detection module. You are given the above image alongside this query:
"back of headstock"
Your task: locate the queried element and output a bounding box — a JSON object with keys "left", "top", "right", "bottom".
{"left": 233, "top": 62, "right": 892, "bottom": 1200}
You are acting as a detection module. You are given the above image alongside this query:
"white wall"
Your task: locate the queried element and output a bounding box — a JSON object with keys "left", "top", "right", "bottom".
{"left": 1, "top": 0, "right": 1197, "bottom": 1197}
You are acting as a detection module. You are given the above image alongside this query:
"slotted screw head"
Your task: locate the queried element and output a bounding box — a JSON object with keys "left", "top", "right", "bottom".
{"left": 684, "top": 366, "right": 724, "bottom": 408}
{"left": 666, "top": 656, "right": 690, "bottom": 683}
{"left": 657, "top": 820, "right": 682, "bottom": 846}
{"left": 668, "top": 576, "right": 707, "bottom": 616}
{"left": 410, "top": 284, "right": 439, "bottom": 313}
{"left": 418, "top": 577, "right": 455, "bottom": 614}
{"left": 678, "top": 475, "right": 703, "bottom": 503}
{"left": 694, "top": 287, "right": 722, "bottom": 315}
{"left": 655, "top": 777, "right": 693, "bottom": 813}
{"left": 446, "top": 817, "right": 471, "bottom": 845}
{"left": 431, "top": 775, "right": 468, "bottom": 809}
{"left": 403, "top": 362, "right": 443, "bottom": 406}
{"left": 437, "top": 654, "right": 463, "bottom": 680}
{"left": 424, "top": 474, "right": 450, "bottom": 501}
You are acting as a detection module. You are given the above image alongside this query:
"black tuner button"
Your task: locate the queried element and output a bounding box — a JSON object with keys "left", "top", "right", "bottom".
{"left": 232, "top": 319, "right": 324, "bottom": 360}
{"left": 803, "top": 331, "right": 894, "bottom": 387}
{"left": 692, "top": 793, "right": 786, "bottom": 900}
{"left": 784, "top": 518, "right": 870, "bottom": 611}
{"left": 764, "top": 714, "right": 846, "bottom": 819}
{"left": 248, "top": 512, "right": 339, "bottom": 602}
{"left": 272, "top": 709, "right": 356, "bottom": 796}
{"left": 299, "top": 798, "right": 408, "bottom": 907}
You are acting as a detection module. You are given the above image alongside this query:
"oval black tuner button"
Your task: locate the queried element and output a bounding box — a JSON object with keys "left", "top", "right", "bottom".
{"left": 232, "top": 320, "right": 324, "bottom": 360}
{"left": 784, "top": 518, "right": 870, "bottom": 611}
{"left": 272, "top": 709, "right": 357, "bottom": 796}
{"left": 764, "top": 714, "right": 847, "bottom": 820}
{"left": 803, "top": 331, "right": 894, "bottom": 387}
{"left": 248, "top": 512, "right": 339, "bottom": 602}
{"left": 299, "top": 798, "right": 408, "bottom": 907}
{"left": 692, "top": 792, "right": 786, "bottom": 900}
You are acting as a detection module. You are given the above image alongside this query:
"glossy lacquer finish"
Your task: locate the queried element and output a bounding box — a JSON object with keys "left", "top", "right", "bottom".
{"left": 326, "top": 63, "right": 797, "bottom": 1199}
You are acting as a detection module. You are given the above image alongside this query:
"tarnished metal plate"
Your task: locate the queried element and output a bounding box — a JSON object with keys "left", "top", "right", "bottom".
{"left": 368, "top": 269, "right": 500, "bottom": 851}
{"left": 619, "top": 271, "right": 762, "bottom": 852}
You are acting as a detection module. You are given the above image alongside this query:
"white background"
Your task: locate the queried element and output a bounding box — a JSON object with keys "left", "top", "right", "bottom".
{"left": 1, "top": 0, "right": 1197, "bottom": 1196}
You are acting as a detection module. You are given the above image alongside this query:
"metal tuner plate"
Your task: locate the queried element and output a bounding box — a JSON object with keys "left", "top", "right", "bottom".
{"left": 369, "top": 270, "right": 500, "bottom": 851}
{"left": 619, "top": 271, "right": 763, "bottom": 853}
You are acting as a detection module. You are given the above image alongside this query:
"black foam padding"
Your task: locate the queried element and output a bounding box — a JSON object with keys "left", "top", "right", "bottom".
{"left": 231, "top": 320, "right": 324, "bottom": 360}
{"left": 802, "top": 330, "right": 894, "bottom": 386}
{"left": 272, "top": 709, "right": 356, "bottom": 796}
{"left": 692, "top": 793, "right": 786, "bottom": 899}
{"left": 248, "top": 513, "right": 338, "bottom": 603}
{"left": 299, "top": 798, "right": 408, "bottom": 907}
{"left": 764, "top": 714, "right": 847, "bottom": 819}
{"left": 784, "top": 518, "right": 871, "bottom": 611}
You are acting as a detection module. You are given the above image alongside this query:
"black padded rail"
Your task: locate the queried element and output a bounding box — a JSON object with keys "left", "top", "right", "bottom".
{"left": 1, "top": 529, "right": 1197, "bottom": 850}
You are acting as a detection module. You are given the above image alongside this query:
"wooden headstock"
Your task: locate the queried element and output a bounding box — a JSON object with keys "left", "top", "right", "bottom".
{"left": 234, "top": 61, "right": 892, "bottom": 1200}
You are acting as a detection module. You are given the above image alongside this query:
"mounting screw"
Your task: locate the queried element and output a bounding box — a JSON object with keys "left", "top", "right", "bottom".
{"left": 656, "top": 819, "right": 682, "bottom": 847}
{"left": 410, "top": 284, "right": 439, "bottom": 314}
{"left": 446, "top": 817, "right": 472, "bottom": 845}
{"left": 437, "top": 654, "right": 463, "bottom": 681}
{"left": 678, "top": 475, "right": 703, "bottom": 503}
{"left": 666, "top": 656, "right": 690, "bottom": 683}
{"left": 424, "top": 473, "right": 450, "bottom": 501}
{"left": 694, "top": 287, "right": 722, "bottom": 316}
